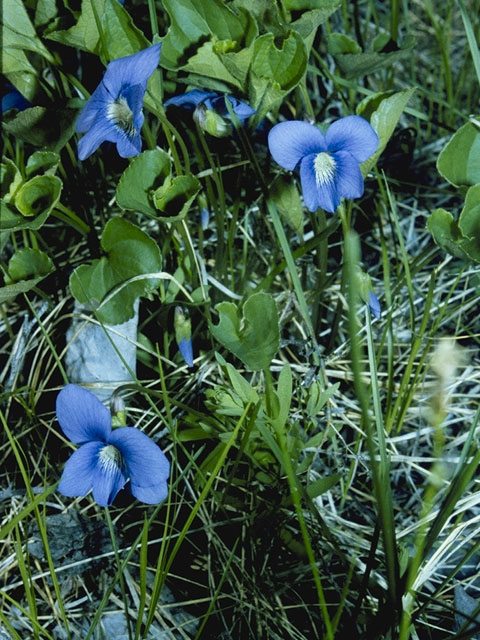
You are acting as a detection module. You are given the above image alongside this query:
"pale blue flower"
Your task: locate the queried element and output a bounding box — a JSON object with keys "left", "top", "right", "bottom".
{"left": 57, "top": 384, "right": 170, "bottom": 506}
{"left": 76, "top": 43, "right": 161, "bottom": 160}
{"left": 268, "top": 116, "right": 379, "bottom": 213}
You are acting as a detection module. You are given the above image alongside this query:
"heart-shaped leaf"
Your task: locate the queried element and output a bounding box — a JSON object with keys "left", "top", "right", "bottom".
{"left": 251, "top": 31, "right": 307, "bottom": 91}
{"left": 7, "top": 248, "right": 54, "bottom": 282}
{"left": 116, "top": 149, "right": 171, "bottom": 216}
{"left": 426, "top": 186, "right": 480, "bottom": 263}
{"left": 70, "top": 217, "right": 162, "bottom": 324}
{"left": 153, "top": 174, "right": 201, "bottom": 222}
{"left": 209, "top": 292, "right": 279, "bottom": 370}
{"left": 14, "top": 175, "right": 62, "bottom": 218}
{"left": 437, "top": 119, "right": 480, "bottom": 188}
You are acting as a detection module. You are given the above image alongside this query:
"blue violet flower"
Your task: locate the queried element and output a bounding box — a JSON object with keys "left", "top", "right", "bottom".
{"left": 268, "top": 116, "right": 379, "bottom": 213}
{"left": 57, "top": 384, "right": 170, "bottom": 506}
{"left": 368, "top": 292, "right": 381, "bottom": 319}
{"left": 165, "top": 90, "right": 255, "bottom": 137}
{"left": 75, "top": 43, "right": 161, "bottom": 160}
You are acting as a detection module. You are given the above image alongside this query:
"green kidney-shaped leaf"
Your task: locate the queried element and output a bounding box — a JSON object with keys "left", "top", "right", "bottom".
{"left": 14, "top": 175, "right": 62, "bottom": 218}
{"left": 153, "top": 174, "right": 201, "bottom": 223}
{"left": 1, "top": 248, "right": 54, "bottom": 302}
{"left": 70, "top": 218, "right": 162, "bottom": 324}
{"left": 209, "top": 292, "right": 279, "bottom": 370}
{"left": 437, "top": 120, "right": 480, "bottom": 188}
{"left": 26, "top": 151, "right": 60, "bottom": 177}
{"left": 357, "top": 87, "right": 415, "bottom": 176}
{"left": 251, "top": 31, "right": 307, "bottom": 91}
{"left": 426, "top": 187, "right": 480, "bottom": 264}
{"left": 7, "top": 248, "right": 54, "bottom": 282}
{"left": 116, "top": 149, "right": 171, "bottom": 216}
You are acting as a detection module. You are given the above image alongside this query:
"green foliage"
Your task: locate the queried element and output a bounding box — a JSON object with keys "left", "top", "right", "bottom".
{"left": 289, "top": 0, "right": 342, "bottom": 42}
{"left": 152, "top": 175, "right": 201, "bottom": 222}
{"left": 7, "top": 248, "right": 54, "bottom": 282}
{"left": 46, "top": 0, "right": 149, "bottom": 60}
{"left": 0, "top": 246, "right": 55, "bottom": 302}
{"left": 330, "top": 33, "right": 415, "bottom": 79}
{"left": 306, "top": 474, "right": 341, "bottom": 498}
{"left": 209, "top": 292, "right": 279, "bottom": 370}
{"left": 436, "top": 119, "right": 480, "bottom": 188}
{"left": 1, "top": 159, "right": 23, "bottom": 204}
{"left": 251, "top": 31, "right": 307, "bottom": 91}
{"left": 26, "top": 152, "right": 60, "bottom": 178}
{"left": 3, "top": 1, "right": 480, "bottom": 637}
{"left": 357, "top": 87, "right": 416, "bottom": 175}
{"left": 14, "top": 176, "right": 62, "bottom": 218}
{"left": 283, "top": 0, "right": 337, "bottom": 9}
{"left": 327, "top": 33, "right": 362, "bottom": 55}
{"left": 3, "top": 107, "right": 78, "bottom": 151}
{"left": 427, "top": 184, "right": 480, "bottom": 263}
{"left": 116, "top": 149, "right": 171, "bottom": 216}
{"left": 427, "top": 120, "right": 480, "bottom": 262}
{"left": 161, "top": 0, "right": 255, "bottom": 67}
{"left": 1, "top": 0, "right": 54, "bottom": 99}
{"left": 1, "top": 175, "right": 62, "bottom": 231}
{"left": 116, "top": 149, "right": 200, "bottom": 222}
{"left": 270, "top": 175, "right": 303, "bottom": 235}
{"left": 69, "top": 218, "right": 162, "bottom": 324}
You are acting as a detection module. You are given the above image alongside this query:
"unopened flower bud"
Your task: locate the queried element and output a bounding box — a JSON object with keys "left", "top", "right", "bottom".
{"left": 357, "top": 270, "right": 381, "bottom": 319}
{"left": 193, "top": 103, "right": 231, "bottom": 137}
{"left": 110, "top": 394, "right": 126, "bottom": 427}
{"left": 175, "top": 307, "right": 194, "bottom": 367}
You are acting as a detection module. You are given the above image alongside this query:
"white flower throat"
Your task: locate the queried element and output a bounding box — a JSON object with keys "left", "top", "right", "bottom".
{"left": 107, "top": 97, "right": 137, "bottom": 137}
{"left": 314, "top": 152, "right": 336, "bottom": 186}
{"left": 99, "top": 445, "right": 124, "bottom": 473}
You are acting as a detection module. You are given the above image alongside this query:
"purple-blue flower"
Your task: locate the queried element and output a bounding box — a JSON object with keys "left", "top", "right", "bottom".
{"left": 368, "top": 292, "right": 381, "bottom": 319}
{"left": 178, "top": 337, "right": 194, "bottom": 368}
{"left": 165, "top": 90, "right": 255, "bottom": 123}
{"left": 1, "top": 82, "right": 29, "bottom": 113}
{"left": 75, "top": 43, "right": 161, "bottom": 160}
{"left": 56, "top": 384, "right": 170, "bottom": 506}
{"left": 268, "top": 116, "right": 379, "bottom": 213}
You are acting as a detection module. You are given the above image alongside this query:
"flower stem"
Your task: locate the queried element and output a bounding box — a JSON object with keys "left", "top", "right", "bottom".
{"left": 266, "top": 198, "right": 321, "bottom": 366}
{"left": 105, "top": 508, "right": 133, "bottom": 640}
{"left": 264, "top": 367, "right": 333, "bottom": 638}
